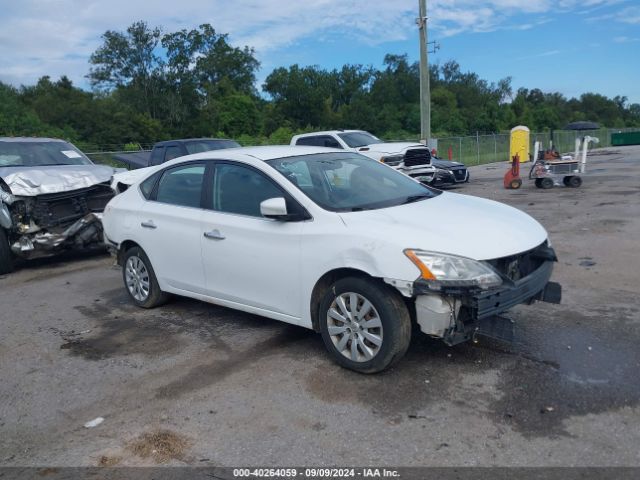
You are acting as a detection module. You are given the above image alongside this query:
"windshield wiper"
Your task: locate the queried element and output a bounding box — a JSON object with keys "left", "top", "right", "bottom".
{"left": 403, "top": 194, "right": 431, "bottom": 204}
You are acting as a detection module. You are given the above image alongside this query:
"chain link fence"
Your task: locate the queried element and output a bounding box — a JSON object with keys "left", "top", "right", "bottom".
{"left": 435, "top": 127, "right": 640, "bottom": 167}
{"left": 80, "top": 142, "right": 152, "bottom": 168}
{"left": 82, "top": 128, "right": 640, "bottom": 168}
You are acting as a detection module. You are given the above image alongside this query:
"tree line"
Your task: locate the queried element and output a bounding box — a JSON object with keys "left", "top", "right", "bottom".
{"left": 1, "top": 20, "right": 638, "bottom": 149}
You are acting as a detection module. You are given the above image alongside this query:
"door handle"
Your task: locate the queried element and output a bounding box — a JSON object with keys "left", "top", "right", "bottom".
{"left": 141, "top": 220, "right": 157, "bottom": 229}
{"left": 204, "top": 229, "right": 225, "bottom": 240}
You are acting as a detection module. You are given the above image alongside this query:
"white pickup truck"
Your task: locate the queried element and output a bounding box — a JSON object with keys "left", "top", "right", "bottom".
{"left": 290, "top": 130, "right": 456, "bottom": 187}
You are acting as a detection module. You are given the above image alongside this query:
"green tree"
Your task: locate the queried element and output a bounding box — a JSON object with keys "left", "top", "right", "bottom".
{"left": 88, "top": 21, "right": 164, "bottom": 118}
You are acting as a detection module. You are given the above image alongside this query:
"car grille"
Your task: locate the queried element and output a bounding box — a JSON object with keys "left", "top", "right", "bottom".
{"left": 32, "top": 184, "right": 114, "bottom": 229}
{"left": 452, "top": 168, "right": 467, "bottom": 181}
{"left": 403, "top": 148, "right": 431, "bottom": 167}
{"left": 485, "top": 241, "right": 555, "bottom": 281}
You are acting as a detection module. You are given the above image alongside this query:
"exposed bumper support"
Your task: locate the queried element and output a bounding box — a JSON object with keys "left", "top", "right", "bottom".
{"left": 413, "top": 260, "right": 562, "bottom": 345}
{"left": 10, "top": 213, "right": 104, "bottom": 259}
{"left": 466, "top": 261, "right": 558, "bottom": 320}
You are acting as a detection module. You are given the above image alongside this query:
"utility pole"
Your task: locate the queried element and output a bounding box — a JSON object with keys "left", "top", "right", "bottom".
{"left": 418, "top": 0, "right": 430, "bottom": 145}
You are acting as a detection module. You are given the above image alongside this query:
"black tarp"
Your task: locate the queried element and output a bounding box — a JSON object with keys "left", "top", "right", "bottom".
{"left": 113, "top": 151, "right": 151, "bottom": 169}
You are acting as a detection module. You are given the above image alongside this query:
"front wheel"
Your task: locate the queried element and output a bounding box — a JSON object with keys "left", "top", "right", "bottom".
{"left": 319, "top": 277, "right": 412, "bottom": 373}
{"left": 0, "top": 228, "right": 14, "bottom": 275}
{"left": 540, "top": 177, "right": 554, "bottom": 189}
{"left": 122, "top": 246, "right": 169, "bottom": 308}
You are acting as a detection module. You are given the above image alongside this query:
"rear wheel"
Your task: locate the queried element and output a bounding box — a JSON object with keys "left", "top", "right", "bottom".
{"left": 319, "top": 277, "right": 411, "bottom": 373}
{"left": 122, "top": 246, "right": 169, "bottom": 308}
{"left": 509, "top": 178, "right": 522, "bottom": 189}
{"left": 0, "top": 228, "right": 14, "bottom": 275}
{"left": 568, "top": 176, "right": 582, "bottom": 188}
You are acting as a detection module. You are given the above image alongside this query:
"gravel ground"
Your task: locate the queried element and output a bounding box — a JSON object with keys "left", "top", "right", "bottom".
{"left": 1, "top": 145, "right": 639, "bottom": 467}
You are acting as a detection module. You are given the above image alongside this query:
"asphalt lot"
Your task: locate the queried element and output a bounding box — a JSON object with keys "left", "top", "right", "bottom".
{"left": 1, "top": 145, "right": 639, "bottom": 467}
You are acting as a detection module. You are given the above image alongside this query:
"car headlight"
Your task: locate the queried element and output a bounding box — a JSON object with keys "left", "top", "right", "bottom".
{"left": 404, "top": 249, "right": 502, "bottom": 289}
{"left": 380, "top": 155, "right": 403, "bottom": 166}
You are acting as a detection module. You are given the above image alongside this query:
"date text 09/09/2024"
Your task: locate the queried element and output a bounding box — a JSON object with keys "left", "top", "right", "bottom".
{"left": 232, "top": 468, "right": 400, "bottom": 478}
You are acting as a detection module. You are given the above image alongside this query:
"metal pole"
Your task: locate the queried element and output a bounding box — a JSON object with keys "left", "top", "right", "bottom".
{"left": 476, "top": 131, "right": 480, "bottom": 164}
{"left": 418, "top": 0, "right": 430, "bottom": 145}
{"left": 459, "top": 137, "right": 462, "bottom": 163}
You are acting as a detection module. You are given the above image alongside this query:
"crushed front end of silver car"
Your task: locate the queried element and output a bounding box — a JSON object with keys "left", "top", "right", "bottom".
{"left": 0, "top": 138, "right": 119, "bottom": 271}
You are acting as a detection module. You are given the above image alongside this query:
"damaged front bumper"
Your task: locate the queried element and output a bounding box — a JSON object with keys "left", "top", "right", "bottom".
{"left": 413, "top": 260, "right": 562, "bottom": 345}
{"left": 1, "top": 184, "right": 113, "bottom": 261}
{"left": 10, "top": 213, "right": 105, "bottom": 259}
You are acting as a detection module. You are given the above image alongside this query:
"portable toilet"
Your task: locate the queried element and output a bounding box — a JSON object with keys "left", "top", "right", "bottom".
{"left": 510, "top": 126, "right": 530, "bottom": 163}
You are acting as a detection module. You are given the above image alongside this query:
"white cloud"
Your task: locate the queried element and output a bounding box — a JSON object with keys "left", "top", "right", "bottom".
{"left": 516, "top": 49, "right": 562, "bottom": 60}
{"left": 0, "top": 0, "right": 630, "bottom": 87}
{"left": 615, "top": 5, "right": 640, "bottom": 24}
{"left": 613, "top": 35, "right": 640, "bottom": 43}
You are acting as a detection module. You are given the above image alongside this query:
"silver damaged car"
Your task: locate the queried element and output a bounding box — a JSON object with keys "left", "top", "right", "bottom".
{"left": 0, "top": 137, "right": 120, "bottom": 273}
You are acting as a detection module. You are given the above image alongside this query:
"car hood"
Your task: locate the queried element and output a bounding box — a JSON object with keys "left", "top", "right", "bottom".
{"left": 338, "top": 192, "right": 547, "bottom": 260}
{"left": 431, "top": 158, "right": 465, "bottom": 168}
{"left": 359, "top": 142, "right": 425, "bottom": 155}
{"left": 0, "top": 165, "right": 120, "bottom": 196}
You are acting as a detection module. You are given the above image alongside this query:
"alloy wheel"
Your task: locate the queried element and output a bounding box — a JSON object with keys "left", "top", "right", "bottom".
{"left": 125, "top": 256, "right": 151, "bottom": 302}
{"left": 326, "top": 292, "right": 383, "bottom": 362}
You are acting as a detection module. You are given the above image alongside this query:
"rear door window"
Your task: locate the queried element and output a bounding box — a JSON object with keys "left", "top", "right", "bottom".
{"left": 321, "top": 136, "right": 342, "bottom": 149}
{"left": 154, "top": 164, "right": 206, "bottom": 208}
{"left": 295, "top": 136, "right": 320, "bottom": 146}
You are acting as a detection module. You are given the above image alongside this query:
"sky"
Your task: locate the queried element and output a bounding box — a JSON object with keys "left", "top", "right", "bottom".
{"left": 0, "top": 0, "right": 639, "bottom": 103}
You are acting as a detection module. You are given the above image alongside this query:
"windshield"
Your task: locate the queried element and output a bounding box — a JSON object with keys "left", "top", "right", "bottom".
{"left": 185, "top": 140, "right": 240, "bottom": 154}
{"left": 337, "top": 132, "right": 381, "bottom": 148}
{"left": 267, "top": 152, "right": 440, "bottom": 212}
{"left": 0, "top": 141, "right": 92, "bottom": 167}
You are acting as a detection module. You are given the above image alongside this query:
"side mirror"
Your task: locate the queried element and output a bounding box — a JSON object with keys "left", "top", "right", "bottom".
{"left": 260, "top": 197, "right": 288, "bottom": 220}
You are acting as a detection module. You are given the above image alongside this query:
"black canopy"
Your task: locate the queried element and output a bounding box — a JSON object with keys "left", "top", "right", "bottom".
{"left": 564, "top": 121, "right": 600, "bottom": 131}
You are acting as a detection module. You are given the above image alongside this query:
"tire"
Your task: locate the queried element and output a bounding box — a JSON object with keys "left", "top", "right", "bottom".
{"left": 0, "top": 228, "right": 14, "bottom": 275}
{"left": 540, "top": 178, "right": 554, "bottom": 189}
{"left": 122, "top": 246, "right": 169, "bottom": 308}
{"left": 562, "top": 176, "right": 571, "bottom": 186}
{"left": 535, "top": 179, "right": 543, "bottom": 189}
{"left": 510, "top": 178, "right": 522, "bottom": 189}
{"left": 568, "top": 176, "right": 582, "bottom": 188}
{"left": 318, "top": 277, "right": 412, "bottom": 373}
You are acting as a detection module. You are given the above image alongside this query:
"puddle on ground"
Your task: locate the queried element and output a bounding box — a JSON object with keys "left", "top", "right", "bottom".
{"left": 63, "top": 287, "right": 276, "bottom": 360}
{"left": 155, "top": 325, "right": 315, "bottom": 399}
{"left": 304, "top": 306, "right": 640, "bottom": 438}
{"left": 489, "top": 308, "right": 640, "bottom": 437}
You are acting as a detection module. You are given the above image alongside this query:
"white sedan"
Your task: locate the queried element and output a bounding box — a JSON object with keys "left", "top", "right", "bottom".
{"left": 103, "top": 146, "right": 561, "bottom": 373}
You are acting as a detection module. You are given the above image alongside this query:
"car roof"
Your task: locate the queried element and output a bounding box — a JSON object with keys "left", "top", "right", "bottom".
{"left": 154, "top": 138, "right": 237, "bottom": 146}
{"left": 0, "top": 137, "right": 68, "bottom": 143}
{"left": 293, "top": 130, "right": 365, "bottom": 137}
{"left": 160, "top": 145, "right": 345, "bottom": 165}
